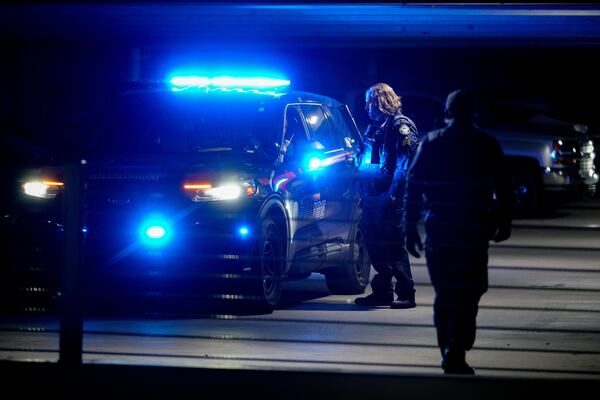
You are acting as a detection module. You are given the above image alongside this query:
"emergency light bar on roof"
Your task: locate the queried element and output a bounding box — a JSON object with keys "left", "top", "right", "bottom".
{"left": 169, "top": 75, "right": 290, "bottom": 94}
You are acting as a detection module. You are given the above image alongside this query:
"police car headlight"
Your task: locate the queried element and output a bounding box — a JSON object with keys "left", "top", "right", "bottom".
{"left": 23, "top": 180, "right": 63, "bottom": 199}
{"left": 183, "top": 180, "right": 256, "bottom": 202}
{"left": 205, "top": 184, "right": 242, "bottom": 200}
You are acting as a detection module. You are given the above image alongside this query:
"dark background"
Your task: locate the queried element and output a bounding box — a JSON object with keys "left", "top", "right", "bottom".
{"left": 1, "top": 3, "right": 599, "bottom": 162}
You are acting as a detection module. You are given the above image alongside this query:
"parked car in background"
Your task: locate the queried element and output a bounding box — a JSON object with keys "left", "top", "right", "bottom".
{"left": 401, "top": 93, "right": 598, "bottom": 214}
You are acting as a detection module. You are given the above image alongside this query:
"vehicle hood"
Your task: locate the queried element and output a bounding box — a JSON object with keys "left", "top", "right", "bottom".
{"left": 85, "top": 152, "right": 272, "bottom": 181}
{"left": 483, "top": 112, "right": 588, "bottom": 139}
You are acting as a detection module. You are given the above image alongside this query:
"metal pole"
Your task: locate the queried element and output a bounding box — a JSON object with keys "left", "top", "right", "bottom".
{"left": 59, "top": 160, "right": 85, "bottom": 365}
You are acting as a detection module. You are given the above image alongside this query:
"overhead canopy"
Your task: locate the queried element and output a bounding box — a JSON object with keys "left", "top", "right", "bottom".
{"left": 1, "top": 4, "right": 599, "bottom": 47}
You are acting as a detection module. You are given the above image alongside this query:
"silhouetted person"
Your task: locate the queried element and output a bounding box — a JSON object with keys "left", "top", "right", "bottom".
{"left": 354, "top": 83, "right": 418, "bottom": 309}
{"left": 402, "top": 89, "right": 513, "bottom": 374}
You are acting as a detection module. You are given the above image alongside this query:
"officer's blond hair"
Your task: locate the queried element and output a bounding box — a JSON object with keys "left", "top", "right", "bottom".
{"left": 367, "top": 83, "right": 402, "bottom": 116}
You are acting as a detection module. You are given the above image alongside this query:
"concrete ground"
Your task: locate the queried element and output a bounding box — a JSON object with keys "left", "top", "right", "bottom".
{"left": 1, "top": 197, "right": 599, "bottom": 394}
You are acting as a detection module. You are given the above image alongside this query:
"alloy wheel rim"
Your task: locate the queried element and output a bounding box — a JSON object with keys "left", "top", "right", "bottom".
{"left": 262, "top": 238, "right": 277, "bottom": 296}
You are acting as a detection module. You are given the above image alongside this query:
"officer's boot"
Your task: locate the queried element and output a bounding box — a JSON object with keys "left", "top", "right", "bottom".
{"left": 441, "top": 348, "right": 475, "bottom": 375}
{"left": 354, "top": 291, "right": 394, "bottom": 307}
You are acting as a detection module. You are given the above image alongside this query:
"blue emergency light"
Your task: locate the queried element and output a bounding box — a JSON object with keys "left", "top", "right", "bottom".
{"left": 169, "top": 74, "right": 290, "bottom": 93}
{"left": 140, "top": 216, "right": 172, "bottom": 246}
{"left": 238, "top": 225, "right": 250, "bottom": 238}
{"left": 146, "top": 226, "right": 167, "bottom": 239}
{"left": 308, "top": 157, "right": 323, "bottom": 171}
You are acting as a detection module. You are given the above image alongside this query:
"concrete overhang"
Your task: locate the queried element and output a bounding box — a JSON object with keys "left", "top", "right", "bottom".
{"left": 0, "top": 3, "right": 599, "bottom": 47}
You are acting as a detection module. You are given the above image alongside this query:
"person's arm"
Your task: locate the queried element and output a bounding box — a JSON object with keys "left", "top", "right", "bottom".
{"left": 401, "top": 139, "right": 426, "bottom": 257}
{"left": 490, "top": 138, "right": 514, "bottom": 242}
{"left": 402, "top": 140, "right": 425, "bottom": 228}
{"left": 388, "top": 120, "right": 419, "bottom": 201}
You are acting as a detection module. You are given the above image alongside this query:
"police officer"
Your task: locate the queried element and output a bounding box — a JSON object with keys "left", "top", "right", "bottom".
{"left": 402, "top": 89, "right": 513, "bottom": 374}
{"left": 354, "top": 83, "right": 419, "bottom": 309}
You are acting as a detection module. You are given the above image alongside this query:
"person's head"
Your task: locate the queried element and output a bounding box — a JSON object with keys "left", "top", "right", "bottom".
{"left": 365, "top": 83, "right": 402, "bottom": 122}
{"left": 445, "top": 89, "right": 475, "bottom": 124}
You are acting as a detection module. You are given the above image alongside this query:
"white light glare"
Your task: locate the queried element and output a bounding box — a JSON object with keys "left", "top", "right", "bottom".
{"left": 308, "top": 157, "right": 322, "bottom": 171}
{"left": 23, "top": 182, "right": 48, "bottom": 198}
{"left": 205, "top": 184, "right": 242, "bottom": 200}
{"left": 170, "top": 76, "right": 210, "bottom": 87}
{"left": 146, "top": 226, "right": 167, "bottom": 239}
{"left": 23, "top": 182, "right": 57, "bottom": 199}
{"left": 211, "top": 77, "right": 290, "bottom": 88}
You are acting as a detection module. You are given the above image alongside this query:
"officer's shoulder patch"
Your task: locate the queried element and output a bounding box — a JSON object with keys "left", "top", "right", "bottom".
{"left": 399, "top": 124, "right": 411, "bottom": 135}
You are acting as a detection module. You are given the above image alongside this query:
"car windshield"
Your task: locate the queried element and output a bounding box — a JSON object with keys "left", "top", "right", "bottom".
{"left": 91, "top": 91, "right": 278, "bottom": 156}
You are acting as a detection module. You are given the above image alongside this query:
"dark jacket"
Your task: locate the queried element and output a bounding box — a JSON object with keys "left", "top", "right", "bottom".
{"left": 403, "top": 120, "right": 513, "bottom": 236}
{"left": 360, "top": 110, "right": 419, "bottom": 199}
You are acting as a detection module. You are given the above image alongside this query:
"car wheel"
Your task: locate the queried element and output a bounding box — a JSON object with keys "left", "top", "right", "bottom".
{"left": 244, "top": 217, "right": 284, "bottom": 313}
{"left": 512, "top": 167, "right": 543, "bottom": 216}
{"left": 324, "top": 222, "right": 371, "bottom": 295}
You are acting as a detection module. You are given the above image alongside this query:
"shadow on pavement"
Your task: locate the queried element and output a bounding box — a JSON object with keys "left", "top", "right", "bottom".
{"left": 2, "top": 360, "right": 595, "bottom": 400}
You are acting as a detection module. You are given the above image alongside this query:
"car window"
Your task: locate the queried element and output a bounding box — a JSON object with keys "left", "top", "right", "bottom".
{"left": 281, "top": 105, "right": 309, "bottom": 161}
{"left": 92, "top": 93, "right": 275, "bottom": 156}
{"left": 328, "top": 104, "right": 362, "bottom": 151}
{"left": 300, "top": 104, "right": 344, "bottom": 150}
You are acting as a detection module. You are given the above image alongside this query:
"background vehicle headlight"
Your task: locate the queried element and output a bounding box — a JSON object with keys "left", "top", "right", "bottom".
{"left": 23, "top": 180, "right": 63, "bottom": 199}
{"left": 573, "top": 124, "right": 588, "bottom": 134}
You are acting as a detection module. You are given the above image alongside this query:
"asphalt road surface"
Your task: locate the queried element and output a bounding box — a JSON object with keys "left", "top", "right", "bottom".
{"left": 1, "top": 197, "right": 599, "bottom": 380}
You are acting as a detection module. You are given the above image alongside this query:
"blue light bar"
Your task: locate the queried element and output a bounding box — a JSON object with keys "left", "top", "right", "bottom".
{"left": 169, "top": 75, "right": 290, "bottom": 92}
{"left": 170, "top": 76, "right": 210, "bottom": 88}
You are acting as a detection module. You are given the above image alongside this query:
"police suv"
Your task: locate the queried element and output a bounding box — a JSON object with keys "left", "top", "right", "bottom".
{"left": 13, "top": 76, "right": 370, "bottom": 312}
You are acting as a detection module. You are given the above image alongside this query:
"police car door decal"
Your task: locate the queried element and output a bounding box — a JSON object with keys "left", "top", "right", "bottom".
{"left": 299, "top": 193, "right": 326, "bottom": 220}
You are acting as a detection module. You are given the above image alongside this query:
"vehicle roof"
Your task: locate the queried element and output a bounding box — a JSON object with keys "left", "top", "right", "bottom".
{"left": 279, "top": 91, "right": 343, "bottom": 108}
{"left": 118, "top": 84, "right": 343, "bottom": 109}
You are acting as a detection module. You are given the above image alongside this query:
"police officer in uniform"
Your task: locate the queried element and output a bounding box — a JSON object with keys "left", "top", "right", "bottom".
{"left": 354, "top": 83, "right": 419, "bottom": 309}
{"left": 402, "top": 89, "right": 513, "bottom": 373}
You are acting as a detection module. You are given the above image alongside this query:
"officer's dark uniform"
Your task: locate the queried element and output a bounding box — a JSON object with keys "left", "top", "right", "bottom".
{"left": 403, "top": 112, "right": 512, "bottom": 371}
{"left": 359, "top": 109, "right": 419, "bottom": 303}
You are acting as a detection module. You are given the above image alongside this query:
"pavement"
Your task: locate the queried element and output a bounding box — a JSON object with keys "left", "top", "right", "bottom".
{"left": 1, "top": 197, "right": 600, "bottom": 397}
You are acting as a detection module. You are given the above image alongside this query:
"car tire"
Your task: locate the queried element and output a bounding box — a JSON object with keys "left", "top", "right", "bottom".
{"left": 512, "top": 167, "right": 544, "bottom": 216}
{"left": 324, "top": 222, "right": 371, "bottom": 295}
{"left": 243, "top": 217, "right": 284, "bottom": 313}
